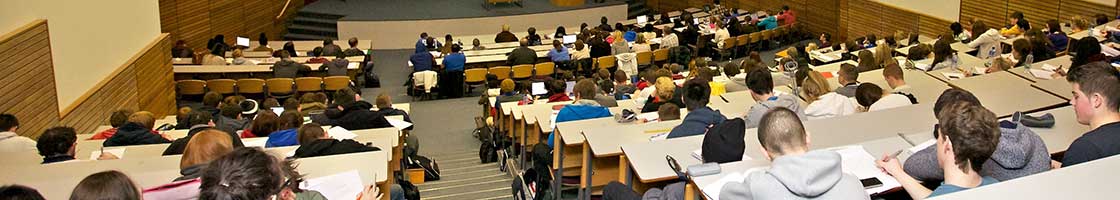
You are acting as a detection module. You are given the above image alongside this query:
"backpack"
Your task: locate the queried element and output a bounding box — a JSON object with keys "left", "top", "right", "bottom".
{"left": 701, "top": 118, "right": 747, "bottom": 164}
{"left": 406, "top": 155, "right": 441, "bottom": 181}
{"left": 669, "top": 46, "right": 692, "bottom": 66}
{"left": 893, "top": 92, "right": 919, "bottom": 104}
{"left": 396, "top": 173, "right": 421, "bottom": 200}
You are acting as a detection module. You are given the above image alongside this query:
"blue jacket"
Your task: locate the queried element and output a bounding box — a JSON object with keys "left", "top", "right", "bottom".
{"left": 410, "top": 50, "right": 434, "bottom": 72}
{"left": 624, "top": 31, "right": 638, "bottom": 42}
{"left": 266, "top": 128, "right": 299, "bottom": 147}
{"left": 547, "top": 47, "right": 571, "bottom": 62}
{"left": 443, "top": 53, "right": 466, "bottom": 72}
{"left": 667, "top": 107, "right": 727, "bottom": 138}
{"left": 759, "top": 16, "right": 779, "bottom": 30}
{"left": 547, "top": 104, "right": 612, "bottom": 147}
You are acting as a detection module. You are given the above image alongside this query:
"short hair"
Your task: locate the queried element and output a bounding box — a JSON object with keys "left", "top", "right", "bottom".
{"left": 187, "top": 111, "right": 213, "bottom": 126}
{"left": 128, "top": 111, "right": 156, "bottom": 129}
{"left": 597, "top": 68, "right": 611, "bottom": 80}
{"left": 757, "top": 107, "right": 807, "bottom": 155}
{"left": 333, "top": 87, "right": 357, "bottom": 106}
{"left": 279, "top": 111, "right": 303, "bottom": 130}
{"left": 0, "top": 114, "right": 18, "bottom": 131}
{"left": 933, "top": 88, "right": 982, "bottom": 116}
{"left": 658, "top": 103, "right": 681, "bottom": 121}
{"left": 322, "top": 39, "right": 333, "bottom": 45}
{"left": 682, "top": 78, "right": 711, "bottom": 110}
{"left": 257, "top": 33, "right": 268, "bottom": 45}
{"left": 297, "top": 123, "right": 326, "bottom": 145}
{"left": 249, "top": 111, "right": 281, "bottom": 137}
{"left": 69, "top": 170, "right": 140, "bottom": 200}
{"left": 181, "top": 129, "right": 234, "bottom": 169}
{"left": 1012, "top": 38, "right": 1032, "bottom": 57}
{"left": 262, "top": 98, "right": 281, "bottom": 108}
{"left": 613, "top": 70, "right": 628, "bottom": 83}
{"left": 839, "top": 63, "right": 859, "bottom": 81}
{"left": 0, "top": 185, "right": 45, "bottom": 200}
{"left": 655, "top": 77, "right": 676, "bottom": 100}
{"left": 1010, "top": 11, "right": 1024, "bottom": 20}
{"left": 348, "top": 37, "right": 359, "bottom": 47}
{"left": 220, "top": 104, "right": 242, "bottom": 119}
{"left": 37, "top": 127, "right": 76, "bottom": 157}
{"left": 574, "top": 79, "right": 598, "bottom": 100}
{"left": 283, "top": 98, "right": 299, "bottom": 111}
{"left": 375, "top": 93, "right": 393, "bottom": 109}
{"left": 882, "top": 61, "right": 904, "bottom": 80}
{"left": 500, "top": 79, "right": 516, "bottom": 93}
{"left": 231, "top": 49, "right": 244, "bottom": 58}
{"left": 855, "top": 83, "right": 884, "bottom": 107}
{"left": 937, "top": 102, "right": 1000, "bottom": 172}
{"left": 745, "top": 68, "right": 773, "bottom": 94}
{"left": 203, "top": 92, "right": 223, "bottom": 107}
{"left": 200, "top": 148, "right": 288, "bottom": 200}
{"left": 1067, "top": 61, "right": 1120, "bottom": 110}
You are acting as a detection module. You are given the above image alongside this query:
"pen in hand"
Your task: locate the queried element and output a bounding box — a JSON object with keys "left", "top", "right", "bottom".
{"left": 882, "top": 150, "right": 903, "bottom": 162}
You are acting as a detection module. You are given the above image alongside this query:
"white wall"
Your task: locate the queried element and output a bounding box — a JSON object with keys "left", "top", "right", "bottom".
{"left": 876, "top": 0, "right": 961, "bottom": 21}
{"left": 1087, "top": 0, "right": 1117, "bottom": 6}
{"left": 0, "top": 0, "right": 162, "bottom": 113}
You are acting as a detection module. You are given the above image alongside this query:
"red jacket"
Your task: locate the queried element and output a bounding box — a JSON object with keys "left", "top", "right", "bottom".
{"left": 88, "top": 128, "right": 118, "bottom": 140}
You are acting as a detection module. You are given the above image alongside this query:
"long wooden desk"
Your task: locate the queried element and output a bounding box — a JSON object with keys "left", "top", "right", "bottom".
{"left": 928, "top": 153, "right": 1120, "bottom": 199}
{"left": 579, "top": 120, "right": 683, "bottom": 199}
{"left": 901, "top": 106, "right": 1088, "bottom": 154}
{"left": 1006, "top": 55, "right": 1072, "bottom": 83}
{"left": 1068, "top": 20, "right": 1120, "bottom": 40}
{"left": 944, "top": 71, "right": 1067, "bottom": 117}
{"left": 248, "top": 40, "right": 374, "bottom": 52}
{"left": 173, "top": 62, "right": 359, "bottom": 74}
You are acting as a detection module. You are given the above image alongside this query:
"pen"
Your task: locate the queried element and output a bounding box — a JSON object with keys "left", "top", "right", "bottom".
{"left": 883, "top": 150, "right": 904, "bottom": 162}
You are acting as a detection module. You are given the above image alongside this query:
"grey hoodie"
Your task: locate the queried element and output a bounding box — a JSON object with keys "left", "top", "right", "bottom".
{"left": 903, "top": 121, "right": 1051, "bottom": 181}
{"left": 719, "top": 150, "right": 870, "bottom": 200}
{"left": 744, "top": 94, "right": 805, "bottom": 128}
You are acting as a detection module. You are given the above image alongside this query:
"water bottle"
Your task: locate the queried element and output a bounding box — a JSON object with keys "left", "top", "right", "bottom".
{"left": 951, "top": 53, "right": 961, "bottom": 72}
{"left": 1024, "top": 54, "right": 1035, "bottom": 70}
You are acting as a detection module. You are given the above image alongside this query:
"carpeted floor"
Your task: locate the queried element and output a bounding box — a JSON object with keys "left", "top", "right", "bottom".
{"left": 303, "top": 0, "right": 626, "bottom": 21}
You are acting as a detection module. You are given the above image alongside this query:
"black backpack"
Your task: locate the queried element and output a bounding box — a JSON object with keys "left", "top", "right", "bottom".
{"left": 478, "top": 124, "right": 499, "bottom": 163}
{"left": 396, "top": 173, "right": 421, "bottom": 200}
{"left": 701, "top": 118, "right": 747, "bottom": 164}
{"left": 406, "top": 155, "right": 441, "bottom": 181}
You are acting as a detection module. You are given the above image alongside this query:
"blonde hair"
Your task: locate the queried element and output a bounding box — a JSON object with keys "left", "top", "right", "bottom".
{"left": 128, "top": 111, "right": 156, "bottom": 129}
{"left": 805, "top": 43, "right": 819, "bottom": 52}
{"left": 800, "top": 71, "right": 832, "bottom": 103}
{"left": 655, "top": 77, "right": 675, "bottom": 100}
{"left": 180, "top": 129, "right": 234, "bottom": 169}
{"left": 232, "top": 49, "right": 244, "bottom": 58}
{"left": 874, "top": 44, "right": 893, "bottom": 68}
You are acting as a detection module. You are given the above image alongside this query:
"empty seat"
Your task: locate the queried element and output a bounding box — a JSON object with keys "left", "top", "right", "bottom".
{"left": 489, "top": 66, "right": 511, "bottom": 80}
{"left": 205, "top": 79, "right": 236, "bottom": 95}
{"left": 295, "top": 77, "right": 323, "bottom": 93}
{"left": 236, "top": 79, "right": 266, "bottom": 95}
{"left": 176, "top": 80, "right": 206, "bottom": 96}
{"left": 653, "top": 48, "right": 669, "bottom": 64}
{"left": 265, "top": 78, "right": 295, "bottom": 98}
{"left": 511, "top": 64, "right": 533, "bottom": 80}
{"left": 534, "top": 62, "right": 555, "bottom": 78}
{"left": 323, "top": 76, "right": 351, "bottom": 91}
{"left": 596, "top": 56, "right": 616, "bottom": 70}
{"left": 636, "top": 51, "right": 653, "bottom": 67}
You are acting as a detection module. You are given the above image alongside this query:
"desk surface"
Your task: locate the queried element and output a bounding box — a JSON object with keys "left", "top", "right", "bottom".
{"left": 294, "top": 150, "right": 389, "bottom": 186}
{"left": 947, "top": 71, "right": 1066, "bottom": 117}
{"left": 929, "top": 152, "right": 1120, "bottom": 199}
{"left": 249, "top": 40, "right": 373, "bottom": 52}
{"left": 900, "top": 106, "right": 1086, "bottom": 154}
{"left": 555, "top": 117, "right": 622, "bottom": 146}
{"left": 583, "top": 120, "right": 683, "bottom": 157}
{"left": 1006, "top": 55, "right": 1072, "bottom": 83}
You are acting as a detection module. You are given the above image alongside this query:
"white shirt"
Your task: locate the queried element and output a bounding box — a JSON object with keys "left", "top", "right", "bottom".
{"left": 715, "top": 28, "right": 732, "bottom": 48}
{"left": 661, "top": 33, "right": 679, "bottom": 49}
{"left": 869, "top": 94, "right": 914, "bottom": 111}
{"left": 0, "top": 131, "right": 36, "bottom": 153}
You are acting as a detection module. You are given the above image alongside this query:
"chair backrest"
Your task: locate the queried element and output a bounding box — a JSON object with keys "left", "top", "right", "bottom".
{"left": 511, "top": 64, "right": 534, "bottom": 79}
{"left": 749, "top": 32, "right": 761, "bottom": 43}
{"left": 653, "top": 48, "right": 670, "bottom": 62}
{"left": 736, "top": 35, "right": 749, "bottom": 46}
{"left": 236, "top": 79, "right": 266, "bottom": 94}
{"left": 596, "top": 56, "right": 616, "bottom": 69}
{"left": 266, "top": 78, "right": 294, "bottom": 94}
{"left": 534, "top": 62, "right": 555, "bottom": 76}
{"left": 720, "top": 38, "right": 736, "bottom": 49}
{"left": 464, "top": 68, "right": 488, "bottom": 83}
{"left": 636, "top": 51, "right": 653, "bottom": 65}
{"left": 323, "top": 76, "right": 350, "bottom": 91}
{"left": 761, "top": 30, "right": 772, "bottom": 40}
{"left": 176, "top": 80, "right": 206, "bottom": 96}
{"left": 489, "top": 66, "right": 511, "bottom": 80}
{"left": 295, "top": 77, "right": 323, "bottom": 92}
{"left": 204, "top": 79, "right": 235, "bottom": 95}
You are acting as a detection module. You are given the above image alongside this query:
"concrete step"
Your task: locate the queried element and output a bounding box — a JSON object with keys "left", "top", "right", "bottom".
{"left": 283, "top": 33, "right": 334, "bottom": 41}
{"left": 291, "top": 17, "right": 337, "bottom": 27}
{"left": 419, "top": 178, "right": 512, "bottom": 197}
{"left": 295, "top": 11, "right": 344, "bottom": 20}
{"left": 416, "top": 173, "right": 509, "bottom": 188}
{"left": 421, "top": 187, "right": 511, "bottom": 200}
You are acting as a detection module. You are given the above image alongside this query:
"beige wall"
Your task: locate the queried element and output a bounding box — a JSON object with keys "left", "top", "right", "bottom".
{"left": 876, "top": 0, "right": 961, "bottom": 21}
{"left": 338, "top": 4, "right": 628, "bottom": 50}
{"left": 0, "top": 0, "right": 162, "bottom": 113}
{"left": 1087, "top": 0, "right": 1117, "bottom": 6}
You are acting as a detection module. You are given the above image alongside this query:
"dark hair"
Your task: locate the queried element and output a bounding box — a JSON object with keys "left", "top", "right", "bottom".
{"left": 821, "top": 32, "right": 831, "bottom": 42}
{"left": 971, "top": 20, "right": 989, "bottom": 41}
{"left": 682, "top": 78, "right": 711, "bottom": 110}
{"left": 757, "top": 107, "right": 806, "bottom": 155}
{"left": 283, "top": 42, "right": 296, "bottom": 56}
{"left": 932, "top": 38, "right": 954, "bottom": 67}
{"left": 200, "top": 148, "right": 288, "bottom": 200}
{"left": 601, "top": 16, "right": 608, "bottom": 24}
{"left": 1046, "top": 19, "right": 1062, "bottom": 34}
{"left": 1067, "top": 61, "right": 1120, "bottom": 111}
{"left": 69, "top": 171, "right": 140, "bottom": 200}
{"left": 283, "top": 98, "right": 299, "bottom": 111}
{"left": 722, "top": 62, "right": 741, "bottom": 77}
{"left": 249, "top": 112, "right": 281, "bottom": 137}
{"left": 745, "top": 68, "right": 773, "bottom": 94}
{"left": 937, "top": 102, "right": 1000, "bottom": 173}
{"left": 0, "top": 185, "right": 45, "bottom": 200}
{"left": 333, "top": 87, "right": 357, "bottom": 106}
{"left": 187, "top": 110, "right": 212, "bottom": 126}
{"left": 657, "top": 103, "right": 681, "bottom": 121}
{"left": 839, "top": 63, "right": 859, "bottom": 82}
{"left": 203, "top": 92, "right": 223, "bottom": 107}
{"left": 1011, "top": 38, "right": 1032, "bottom": 66}
{"left": 857, "top": 50, "right": 878, "bottom": 71}
{"left": 278, "top": 111, "right": 303, "bottom": 130}
{"left": 0, "top": 114, "right": 18, "bottom": 131}
{"left": 950, "top": 22, "right": 964, "bottom": 36}
{"left": 933, "top": 88, "right": 981, "bottom": 116}
{"left": 420, "top": 32, "right": 428, "bottom": 39}
{"left": 220, "top": 104, "right": 242, "bottom": 119}
{"left": 855, "top": 83, "right": 883, "bottom": 107}
{"left": 36, "top": 127, "right": 76, "bottom": 157}
{"left": 297, "top": 123, "right": 325, "bottom": 145}
{"left": 882, "top": 61, "right": 904, "bottom": 80}
{"left": 907, "top": 43, "right": 932, "bottom": 60}
{"left": 348, "top": 37, "right": 359, "bottom": 48}
{"left": 1072, "top": 37, "right": 1103, "bottom": 68}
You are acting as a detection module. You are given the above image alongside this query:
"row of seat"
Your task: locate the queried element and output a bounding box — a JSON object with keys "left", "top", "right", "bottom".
{"left": 466, "top": 48, "right": 673, "bottom": 82}
{"left": 717, "top": 23, "right": 801, "bottom": 60}
{"left": 176, "top": 76, "right": 351, "bottom": 98}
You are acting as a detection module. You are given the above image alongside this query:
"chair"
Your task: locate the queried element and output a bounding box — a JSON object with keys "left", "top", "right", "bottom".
{"left": 236, "top": 79, "right": 266, "bottom": 97}
{"left": 265, "top": 78, "right": 295, "bottom": 98}
{"left": 295, "top": 77, "right": 323, "bottom": 93}
{"left": 176, "top": 80, "right": 206, "bottom": 100}
{"left": 596, "top": 56, "right": 616, "bottom": 70}
{"left": 760, "top": 30, "right": 773, "bottom": 50}
{"left": 747, "top": 32, "right": 761, "bottom": 51}
{"left": 323, "top": 76, "right": 351, "bottom": 91}
{"left": 411, "top": 71, "right": 439, "bottom": 100}
{"left": 718, "top": 37, "right": 737, "bottom": 61}
{"left": 511, "top": 64, "right": 534, "bottom": 80}
{"left": 652, "top": 49, "right": 669, "bottom": 65}
{"left": 489, "top": 66, "right": 511, "bottom": 80}
{"left": 204, "top": 79, "right": 236, "bottom": 96}
{"left": 735, "top": 35, "right": 749, "bottom": 57}
{"left": 464, "top": 68, "right": 488, "bottom": 93}
{"left": 533, "top": 62, "right": 555, "bottom": 79}
{"left": 635, "top": 51, "right": 653, "bottom": 70}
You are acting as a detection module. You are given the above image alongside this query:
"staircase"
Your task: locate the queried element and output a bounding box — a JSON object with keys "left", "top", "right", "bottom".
{"left": 416, "top": 150, "right": 514, "bottom": 200}
{"left": 284, "top": 11, "right": 343, "bottom": 41}
{"left": 627, "top": 0, "right": 651, "bottom": 19}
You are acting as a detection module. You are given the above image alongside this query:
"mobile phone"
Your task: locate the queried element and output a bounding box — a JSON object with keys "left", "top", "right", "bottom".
{"left": 860, "top": 177, "right": 884, "bottom": 188}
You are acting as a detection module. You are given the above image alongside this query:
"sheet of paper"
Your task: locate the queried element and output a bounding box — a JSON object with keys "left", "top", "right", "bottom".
{"left": 328, "top": 126, "right": 357, "bottom": 140}
{"left": 831, "top": 146, "right": 902, "bottom": 195}
{"left": 701, "top": 171, "right": 744, "bottom": 200}
{"left": 1029, "top": 68, "right": 1056, "bottom": 80}
{"left": 1041, "top": 64, "right": 1059, "bottom": 71}
{"left": 243, "top": 139, "right": 268, "bottom": 147}
{"left": 90, "top": 148, "right": 126, "bottom": 160}
{"left": 972, "top": 67, "right": 988, "bottom": 75}
{"left": 386, "top": 118, "right": 413, "bottom": 130}
{"left": 914, "top": 62, "right": 932, "bottom": 71}
{"left": 692, "top": 149, "right": 753, "bottom": 162}
{"left": 637, "top": 112, "right": 660, "bottom": 122}
{"left": 304, "top": 170, "right": 365, "bottom": 200}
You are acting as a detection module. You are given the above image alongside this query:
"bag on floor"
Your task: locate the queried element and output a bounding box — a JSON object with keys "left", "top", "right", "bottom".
{"left": 480, "top": 142, "right": 498, "bottom": 163}
{"left": 396, "top": 174, "right": 421, "bottom": 200}
{"left": 406, "top": 155, "right": 441, "bottom": 181}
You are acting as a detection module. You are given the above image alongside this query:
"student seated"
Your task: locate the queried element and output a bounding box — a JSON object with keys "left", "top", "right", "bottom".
{"left": 104, "top": 111, "right": 172, "bottom": 147}
{"left": 657, "top": 103, "right": 681, "bottom": 121}
{"left": 613, "top": 72, "right": 637, "bottom": 100}
{"left": 299, "top": 93, "right": 328, "bottom": 116}
{"left": 546, "top": 80, "right": 572, "bottom": 103}
{"left": 293, "top": 123, "right": 381, "bottom": 158}
{"left": 0, "top": 185, "right": 46, "bottom": 199}
{"left": 720, "top": 108, "right": 869, "bottom": 200}
{"left": 37, "top": 127, "right": 78, "bottom": 164}
{"left": 271, "top": 51, "right": 312, "bottom": 78}
{"left": 882, "top": 62, "right": 917, "bottom": 101}
{"left": 343, "top": 37, "right": 366, "bottom": 57}
{"left": 214, "top": 104, "right": 247, "bottom": 136}
{"left": 164, "top": 111, "right": 245, "bottom": 155}
{"left": 1000, "top": 11, "right": 1031, "bottom": 37}
{"left": 547, "top": 79, "right": 613, "bottom": 147}
{"left": 242, "top": 111, "right": 280, "bottom": 138}
{"left": 968, "top": 20, "right": 1004, "bottom": 59}
{"left": 198, "top": 92, "right": 223, "bottom": 118}
{"left": 374, "top": 93, "right": 413, "bottom": 131}
{"left": 199, "top": 148, "right": 350, "bottom": 200}
{"left": 641, "top": 77, "right": 682, "bottom": 113}
{"left": 835, "top": 63, "right": 860, "bottom": 97}
{"left": 667, "top": 78, "right": 727, "bottom": 138}
{"left": 1058, "top": 62, "right": 1120, "bottom": 167}
{"left": 88, "top": 110, "right": 133, "bottom": 140}
{"left": 800, "top": 70, "right": 858, "bottom": 120}
{"left": 142, "top": 130, "right": 233, "bottom": 199}
{"left": 855, "top": 50, "right": 880, "bottom": 72}
{"left": 0, "top": 114, "right": 35, "bottom": 152}
{"left": 325, "top": 88, "right": 392, "bottom": 130}
{"left": 319, "top": 53, "right": 350, "bottom": 77}
{"left": 71, "top": 170, "right": 142, "bottom": 200}
{"left": 744, "top": 68, "right": 804, "bottom": 128}
{"left": 855, "top": 83, "right": 913, "bottom": 111}
{"left": 878, "top": 102, "right": 1001, "bottom": 199}
{"left": 265, "top": 111, "right": 303, "bottom": 147}
{"left": 722, "top": 62, "right": 748, "bottom": 93}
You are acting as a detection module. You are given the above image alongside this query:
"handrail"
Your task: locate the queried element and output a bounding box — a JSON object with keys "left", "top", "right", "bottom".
{"left": 276, "top": 0, "right": 293, "bottom": 21}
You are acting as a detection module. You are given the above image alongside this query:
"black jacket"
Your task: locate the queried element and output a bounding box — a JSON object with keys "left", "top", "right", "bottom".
{"left": 174, "top": 164, "right": 205, "bottom": 182}
{"left": 590, "top": 40, "right": 612, "bottom": 58}
{"left": 163, "top": 125, "right": 245, "bottom": 155}
{"left": 507, "top": 46, "right": 538, "bottom": 66}
{"left": 103, "top": 122, "right": 171, "bottom": 147}
{"left": 326, "top": 101, "right": 393, "bottom": 130}
{"left": 293, "top": 139, "right": 381, "bottom": 158}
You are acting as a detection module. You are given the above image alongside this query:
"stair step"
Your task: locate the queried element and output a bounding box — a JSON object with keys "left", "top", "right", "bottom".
{"left": 289, "top": 24, "right": 337, "bottom": 33}
{"left": 438, "top": 169, "right": 506, "bottom": 180}
{"left": 419, "top": 179, "right": 512, "bottom": 197}
{"left": 628, "top": 8, "right": 650, "bottom": 18}
{"left": 284, "top": 33, "right": 335, "bottom": 41}
{"left": 429, "top": 151, "right": 480, "bottom": 160}
{"left": 296, "top": 11, "right": 345, "bottom": 20}
{"left": 416, "top": 173, "right": 509, "bottom": 188}
{"left": 421, "top": 187, "right": 511, "bottom": 200}
{"left": 292, "top": 17, "right": 338, "bottom": 26}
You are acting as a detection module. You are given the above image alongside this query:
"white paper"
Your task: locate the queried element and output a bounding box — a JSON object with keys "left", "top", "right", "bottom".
{"left": 692, "top": 148, "right": 752, "bottom": 162}
{"left": 328, "top": 126, "right": 357, "bottom": 140}
{"left": 90, "top": 148, "right": 126, "bottom": 160}
{"left": 831, "top": 146, "right": 902, "bottom": 195}
{"left": 648, "top": 132, "right": 670, "bottom": 141}
{"left": 1029, "top": 68, "right": 1056, "bottom": 80}
{"left": 914, "top": 62, "right": 932, "bottom": 71}
{"left": 304, "top": 170, "right": 365, "bottom": 200}
{"left": 243, "top": 139, "right": 268, "bottom": 147}
{"left": 637, "top": 112, "right": 660, "bottom": 122}
{"left": 701, "top": 172, "right": 744, "bottom": 200}
{"left": 386, "top": 118, "right": 413, "bottom": 130}
{"left": 1041, "top": 64, "right": 1059, "bottom": 71}
{"left": 941, "top": 72, "right": 965, "bottom": 80}
{"left": 972, "top": 67, "right": 988, "bottom": 75}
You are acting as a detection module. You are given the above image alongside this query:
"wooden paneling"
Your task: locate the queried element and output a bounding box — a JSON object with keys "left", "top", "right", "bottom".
{"left": 1060, "top": 0, "right": 1117, "bottom": 22}
{"left": 801, "top": 0, "right": 840, "bottom": 37}
{"left": 0, "top": 20, "right": 174, "bottom": 139}
{"left": 159, "top": 0, "right": 301, "bottom": 51}
{"left": 1011, "top": 0, "right": 1060, "bottom": 28}
{"left": 961, "top": 0, "right": 1007, "bottom": 26}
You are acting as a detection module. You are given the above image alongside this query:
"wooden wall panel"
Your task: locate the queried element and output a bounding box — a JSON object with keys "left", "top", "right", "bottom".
{"left": 1011, "top": 0, "right": 1060, "bottom": 28}
{"left": 918, "top": 15, "right": 953, "bottom": 39}
{"left": 961, "top": 0, "right": 1007, "bottom": 26}
{"left": 159, "top": 0, "right": 301, "bottom": 51}
{"left": 131, "top": 36, "right": 176, "bottom": 117}
{"left": 1060, "top": 0, "right": 1117, "bottom": 22}
{"left": 174, "top": 0, "right": 212, "bottom": 49}
{"left": 801, "top": 0, "right": 840, "bottom": 37}
{"left": 880, "top": 4, "right": 920, "bottom": 36}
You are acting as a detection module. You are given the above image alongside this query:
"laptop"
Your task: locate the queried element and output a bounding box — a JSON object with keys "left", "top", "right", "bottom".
{"left": 637, "top": 16, "right": 648, "bottom": 24}
{"left": 563, "top": 35, "right": 577, "bottom": 44}
{"left": 271, "top": 107, "right": 284, "bottom": 114}
{"left": 236, "top": 37, "right": 250, "bottom": 47}
{"left": 564, "top": 81, "right": 576, "bottom": 95}
{"left": 531, "top": 82, "right": 548, "bottom": 96}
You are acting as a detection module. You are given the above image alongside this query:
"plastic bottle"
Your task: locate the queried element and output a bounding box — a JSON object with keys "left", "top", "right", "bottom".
{"left": 1024, "top": 54, "right": 1035, "bottom": 70}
